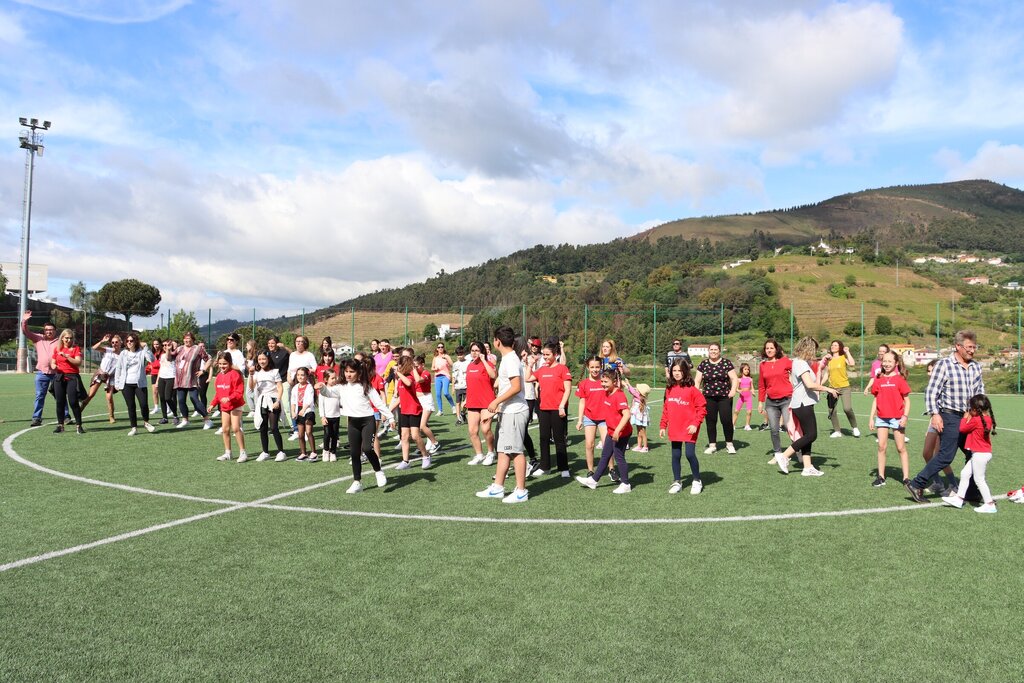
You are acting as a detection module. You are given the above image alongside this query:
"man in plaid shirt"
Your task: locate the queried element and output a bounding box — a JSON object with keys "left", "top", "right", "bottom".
{"left": 906, "top": 330, "right": 984, "bottom": 503}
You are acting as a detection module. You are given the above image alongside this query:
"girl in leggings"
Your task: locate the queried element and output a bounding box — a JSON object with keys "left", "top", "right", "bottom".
{"left": 942, "top": 394, "right": 998, "bottom": 514}
{"left": 156, "top": 340, "right": 179, "bottom": 424}
{"left": 773, "top": 337, "right": 838, "bottom": 476}
{"left": 319, "top": 359, "right": 395, "bottom": 493}
{"left": 757, "top": 339, "right": 792, "bottom": 462}
{"left": 576, "top": 368, "right": 633, "bottom": 494}
{"left": 660, "top": 359, "right": 707, "bottom": 494}
{"left": 250, "top": 351, "right": 286, "bottom": 461}
{"left": 733, "top": 363, "right": 755, "bottom": 430}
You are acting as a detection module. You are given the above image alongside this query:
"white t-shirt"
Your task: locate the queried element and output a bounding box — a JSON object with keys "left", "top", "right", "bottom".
{"left": 287, "top": 351, "right": 317, "bottom": 383}
{"left": 452, "top": 358, "right": 470, "bottom": 390}
{"left": 226, "top": 348, "right": 246, "bottom": 376}
{"left": 158, "top": 352, "right": 177, "bottom": 379}
{"left": 497, "top": 351, "right": 527, "bottom": 415}
{"left": 523, "top": 355, "right": 540, "bottom": 401}
{"left": 251, "top": 369, "right": 281, "bottom": 401}
{"left": 790, "top": 358, "right": 819, "bottom": 408}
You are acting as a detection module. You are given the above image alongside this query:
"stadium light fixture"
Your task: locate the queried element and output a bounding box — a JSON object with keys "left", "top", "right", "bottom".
{"left": 15, "top": 117, "right": 51, "bottom": 374}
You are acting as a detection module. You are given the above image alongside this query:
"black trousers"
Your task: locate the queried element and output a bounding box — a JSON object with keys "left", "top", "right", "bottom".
{"left": 259, "top": 406, "right": 283, "bottom": 453}
{"left": 54, "top": 374, "right": 83, "bottom": 425}
{"left": 704, "top": 394, "right": 734, "bottom": 443}
{"left": 348, "top": 415, "right": 382, "bottom": 481}
{"left": 323, "top": 417, "right": 341, "bottom": 453}
{"left": 789, "top": 404, "right": 819, "bottom": 456}
{"left": 122, "top": 384, "right": 150, "bottom": 428}
{"left": 158, "top": 377, "right": 177, "bottom": 418}
{"left": 538, "top": 409, "right": 569, "bottom": 472}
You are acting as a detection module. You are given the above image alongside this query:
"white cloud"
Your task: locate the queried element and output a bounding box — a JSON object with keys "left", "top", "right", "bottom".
{"left": 0, "top": 9, "right": 28, "bottom": 45}
{"left": 9, "top": 0, "right": 190, "bottom": 23}
{"left": 937, "top": 141, "right": 1024, "bottom": 184}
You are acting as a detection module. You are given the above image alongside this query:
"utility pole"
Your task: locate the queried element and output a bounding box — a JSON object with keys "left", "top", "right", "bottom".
{"left": 16, "top": 117, "right": 51, "bottom": 374}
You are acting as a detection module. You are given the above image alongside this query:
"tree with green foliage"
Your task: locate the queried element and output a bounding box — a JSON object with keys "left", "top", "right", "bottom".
{"left": 0, "top": 264, "right": 6, "bottom": 292}
{"left": 68, "top": 280, "right": 100, "bottom": 322}
{"left": 166, "top": 309, "right": 200, "bottom": 341}
{"left": 875, "top": 315, "right": 893, "bottom": 336}
{"left": 423, "top": 323, "right": 439, "bottom": 340}
{"left": 95, "top": 278, "right": 161, "bottom": 325}
{"left": 843, "top": 321, "right": 861, "bottom": 337}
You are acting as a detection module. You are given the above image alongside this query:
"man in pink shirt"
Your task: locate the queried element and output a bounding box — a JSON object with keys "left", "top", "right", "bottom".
{"left": 22, "top": 310, "right": 60, "bottom": 426}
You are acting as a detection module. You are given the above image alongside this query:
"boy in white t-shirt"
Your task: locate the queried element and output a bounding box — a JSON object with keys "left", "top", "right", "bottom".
{"left": 451, "top": 345, "right": 470, "bottom": 425}
{"left": 475, "top": 327, "right": 530, "bottom": 504}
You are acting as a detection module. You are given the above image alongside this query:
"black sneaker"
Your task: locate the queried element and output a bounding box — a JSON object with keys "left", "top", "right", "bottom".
{"left": 587, "top": 470, "right": 595, "bottom": 479}
{"left": 904, "top": 481, "right": 926, "bottom": 503}
{"left": 926, "top": 480, "right": 946, "bottom": 495}
{"left": 871, "top": 476, "right": 886, "bottom": 487}
{"left": 159, "top": 418, "right": 169, "bottom": 425}
{"left": 609, "top": 469, "right": 620, "bottom": 484}
{"left": 76, "top": 424, "right": 86, "bottom": 434}
{"left": 53, "top": 424, "right": 64, "bottom": 433}
{"left": 30, "top": 418, "right": 42, "bottom": 427}
{"left": 526, "top": 459, "right": 541, "bottom": 477}
{"left": 758, "top": 423, "right": 769, "bottom": 431}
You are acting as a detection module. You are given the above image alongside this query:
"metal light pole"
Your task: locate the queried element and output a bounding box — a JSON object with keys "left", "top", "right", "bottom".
{"left": 16, "top": 117, "right": 50, "bottom": 374}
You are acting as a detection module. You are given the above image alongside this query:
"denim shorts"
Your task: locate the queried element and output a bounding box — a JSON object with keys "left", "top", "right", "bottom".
{"left": 582, "top": 416, "right": 605, "bottom": 428}
{"left": 875, "top": 417, "right": 901, "bottom": 429}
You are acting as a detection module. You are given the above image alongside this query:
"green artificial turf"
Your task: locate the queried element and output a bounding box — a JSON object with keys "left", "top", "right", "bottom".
{"left": 0, "top": 374, "right": 1021, "bottom": 682}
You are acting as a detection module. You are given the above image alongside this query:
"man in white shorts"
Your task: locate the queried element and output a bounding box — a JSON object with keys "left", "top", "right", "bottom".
{"left": 476, "top": 326, "right": 530, "bottom": 504}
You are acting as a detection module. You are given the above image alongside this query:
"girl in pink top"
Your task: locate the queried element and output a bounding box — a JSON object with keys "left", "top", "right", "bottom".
{"left": 942, "top": 394, "right": 998, "bottom": 513}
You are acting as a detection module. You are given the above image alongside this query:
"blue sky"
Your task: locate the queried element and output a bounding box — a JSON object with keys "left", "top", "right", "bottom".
{"left": 2, "top": 0, "right": 1024, "bottom": 324}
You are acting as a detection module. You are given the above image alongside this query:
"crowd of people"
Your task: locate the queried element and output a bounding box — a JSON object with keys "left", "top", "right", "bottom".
{"left": 21, "top": 309, "right": 1022, "bottom": 510}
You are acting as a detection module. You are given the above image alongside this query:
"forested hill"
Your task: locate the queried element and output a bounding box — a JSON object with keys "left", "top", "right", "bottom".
{"left": 635, "top": 180, "right": 1024, "bottom": 255}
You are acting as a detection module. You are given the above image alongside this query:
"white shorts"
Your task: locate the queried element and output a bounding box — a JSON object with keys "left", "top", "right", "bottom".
{"left": 497, "top": 410, "right": 529, "bottom": 455}
{"left": 418, "top": 394, "right": 435, "bottom": 413}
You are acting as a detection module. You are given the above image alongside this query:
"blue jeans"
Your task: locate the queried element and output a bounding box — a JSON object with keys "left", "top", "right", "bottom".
{"left": 911, "top": 412, "right": 968, "bottom": 489}
{"left": 33, "top": 371, "right": 54, "bottom": 420}
{"left": 176, "top": 388, "right": 208, "bottom": 419}
{"left": 434, "top": 374, "right": 455, "bottom": 410}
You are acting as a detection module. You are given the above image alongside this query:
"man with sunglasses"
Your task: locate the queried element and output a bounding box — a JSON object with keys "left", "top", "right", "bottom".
{"left": 665, "top": 339, "right": 692, "bottom": 380}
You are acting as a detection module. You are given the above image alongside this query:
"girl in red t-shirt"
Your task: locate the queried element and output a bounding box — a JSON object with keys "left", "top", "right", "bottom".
{"left": 393, "top": 356, "right": 430, "bottom": 470}
{"left": 756, "top": 338, "right": 794, "bottom": 460}
{"left": 209, "top": 352, "right": 247, "bottom": 462}
{"left": 868, "top": 351, "right": 911, "bottom": 487}
{"left": 576, "top": 368, "right": 633, "bottom": 493}
{"left": 413, "top": 355, "right": 441, "bottom": 456}
{"left": 148, "top": 336, "right": 162, "bottom": 417}
{"left": 574, "top": 356, "right": 606, "bottom": 475}
{"left": 527, "top": 342, "right": 573, "bottom": 476}
{"left": 51, "top": 328, "right": 85, "bottom": 433}
{"left": 943, "top": 394, "right": 998, "bottom": 513}
{"left": 464, "top": 342, "right": 497, "bottom": 465}
{"left": 660, "top": 359, "right": 708, "bottom": 494}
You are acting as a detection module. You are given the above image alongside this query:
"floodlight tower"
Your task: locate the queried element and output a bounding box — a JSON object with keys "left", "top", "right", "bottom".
{"left": 16, "top": 117, "right": 50, "bottom": 374}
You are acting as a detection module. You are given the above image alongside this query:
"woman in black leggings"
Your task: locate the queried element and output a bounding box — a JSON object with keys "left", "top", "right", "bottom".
{"left": 250, "top": 351, "right": 285, "bottom": 461}
{"left": 694, "top": 342, "right": 739, "bottom": 455}
{"left": 772, "top": 337, "right": 838, "bottom": 476}
{"left": 113, "top": 333, "right": 156, "bottom": 436}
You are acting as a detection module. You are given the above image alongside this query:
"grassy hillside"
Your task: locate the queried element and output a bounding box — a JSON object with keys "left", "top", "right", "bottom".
{"left": 299, "top": 309, "right": 464, "bottom": 348}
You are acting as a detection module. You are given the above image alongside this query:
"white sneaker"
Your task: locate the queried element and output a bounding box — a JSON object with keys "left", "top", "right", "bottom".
{"left": 576, "top": 475, "right": 598, "bottom": 490}
{"left": 216, "top": 452, "right": 232, "bottom": 461}
{"left": 192, "top": 410, "right": 201, "bottom": 418}
{"left": 725, "top": 442, "right": 736, "bottom": 454}
{"left": 203, "top": 419, "right": 214, "bottom": 430}
{"left": 468, "top": 454, "right": 484, "bottom": 465}
{"left": 529, "top": 468, "right": 546, "bottom": 478}
{"left": 421, "top": 456, "right": 432, "bottom": 469}
{"left": 852, "top": 427, "right": 861, "bottom": 437}
{"left": 975, "top": 502, "right": 997, "bottom": 514}
{"left": 691, "top": 480, "right": 703, "bottom": 495}
{"left": 801, "top": 467, "right": 824, "bottom": 477}
{"left": 274, "top": 451, "right": 287, "bottom": 462}
{"left": 215, "top": 427, "right": 223, "bottom": 435}
{"left": 329, "top": 452, "right": 337, "bottom": 462}
{"left": 941, "top": 494, "right": 964, "bottom": 508}
{"left": 774, "top": 452, "right": 790, "bottom": 474}
{"left": 346, "top": 481, "right": 363, "bottom": 494}
{"left": 288, "top": 432, "right": 299, "bottom": 441}
{"left": 1009, "top": 488, "right": 1024, "bottom": 503}
{"left": 149, "top": 406, "right": 159, "bottom": 415}
{"left": 127, "top": 428, "right": 137, "bottom": 437}
{"left": 703, "top": 444, "right": 717, "bottom": 455}
{"left": 211, "top": 409, "right": 220, "bottom": 418}
{"left": 482, "top": 452, "right": 496, "bottom": 466}
{"left": 175, "top": 419, "right": 188, "bottom": 429}
{"left": 256, "top": 452, "right": 270, "bottom": 462}
{"left": 427, "top": 440, "right": 440, "bottom": 454}
{"left": 375, "top": 471, "right": 388, "bottom": 488}
{"left": 237, "top": 451, "right": 248, "bottom": 463}
{"left": 743, "top": 425, "right": 752, "bottom": 431}
{"left": 502, "top": 488, "right": 529, "bottom": 504}
{"left": 830, "top": 431, "right": 843, "bottom": 438}
{"left": 612, "top": 483, "right": 632, "bottom": 494}
{"left": 560, "top": 470, "right": 571, "bottom": 478}
{"left": 395, "top": 460, "right": 411, "bottom": 470}
{"left": 668, "top": 481, "right": 683, "bottom": 494}
{"left": 476, "top": 483, "right": 505, "bottom": 499}
{"left": 144, "top": 422, "right": 156, "bottom": 433}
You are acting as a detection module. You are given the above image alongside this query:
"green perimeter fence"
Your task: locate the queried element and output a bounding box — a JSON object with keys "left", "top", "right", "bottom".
{"left": 6, "top": 297, "right": 1024, "bottom": 392}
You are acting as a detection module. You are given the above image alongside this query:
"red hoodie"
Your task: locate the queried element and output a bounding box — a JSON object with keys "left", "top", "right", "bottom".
{"left": 212, "top": 369, "right": 245, "bottom": 412}
{"left": 660, "top": 385, "right": 707, "bottom": 443}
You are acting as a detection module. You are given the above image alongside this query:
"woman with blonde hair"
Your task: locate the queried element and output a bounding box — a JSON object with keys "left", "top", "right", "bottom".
{"left": 599, "top": 338, "right": 630, "bottom": 378}
{"left": 51, "top": 328, "right": 85, "bottom": 434}
{"left": 773, "top": 337, "right": 838, "bottom": 477}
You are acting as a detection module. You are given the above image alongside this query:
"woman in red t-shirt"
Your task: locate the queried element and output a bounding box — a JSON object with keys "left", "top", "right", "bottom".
{"left": 576, "top": 368, "right": 633, "bottom": 493}
{"left": 51, "top": 328, "right": 85, "bottom": 433}
{"left": 527, "top": 342, "right": 573, "bottom": 476}
{"left": 464, "top": 341, "right": 497, "bottom": 465}
{"left": 574, "top": 356, "right": 606, "bottom": 475}
{"left": 756, "top": 338, "right": 793, "bottom": 459}
{"left": 393, "top": 356, "right": 429, "bottom": 470}
{"left": 209, "top": 352, "right": 247, "bottom": 462}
